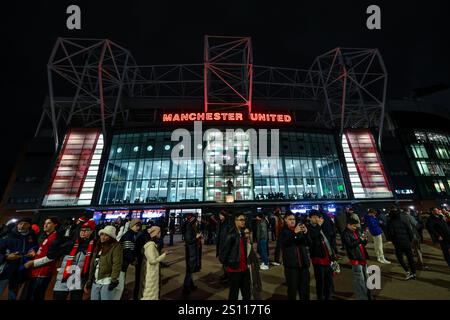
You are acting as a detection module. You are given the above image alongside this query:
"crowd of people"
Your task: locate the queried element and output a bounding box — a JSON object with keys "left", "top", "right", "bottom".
{"left": 0, "top": 205, "right": 449, "bottom": 301}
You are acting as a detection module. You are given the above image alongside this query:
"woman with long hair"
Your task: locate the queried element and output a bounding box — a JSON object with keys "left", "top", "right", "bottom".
{"left": 84, "top": 225, "right": 123, "bottom": 300}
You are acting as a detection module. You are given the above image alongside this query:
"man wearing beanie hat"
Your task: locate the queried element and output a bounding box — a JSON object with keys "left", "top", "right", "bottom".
{"left": 307, "top": 209, "right": 335, "bottom": 300}
{"left": 342, "top": 218, "right": 372, "bottom": 300}
{"left": 53, "top": 219, "right": 96, "bottom": 300}
{"left": 116, "top": 218, "right": 141, "bottom": 299}
{"left": 0, "top": 216, "right": 38, "bottom": 300}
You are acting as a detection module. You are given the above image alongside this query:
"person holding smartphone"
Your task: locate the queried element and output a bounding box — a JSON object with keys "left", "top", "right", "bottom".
{"left": 279, "top": 211, "right": 311, "bottom": 300}
{"left": 0, "top": 217, "right": 37, "bottom": 300}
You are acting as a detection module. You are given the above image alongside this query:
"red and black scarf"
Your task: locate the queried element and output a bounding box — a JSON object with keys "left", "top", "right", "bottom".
{"left": 63, "top": 238, "right": 95, "bottom": 280}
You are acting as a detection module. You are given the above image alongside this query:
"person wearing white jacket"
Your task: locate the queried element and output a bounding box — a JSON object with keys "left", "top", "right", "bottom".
{"left": 140, "top": 226, "right": 170, "bottom": 300}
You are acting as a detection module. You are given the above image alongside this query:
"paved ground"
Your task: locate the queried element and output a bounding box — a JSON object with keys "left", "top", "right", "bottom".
{"left": 1, "top": 231, "right": 449, "bottom": 300}
{"left": 132, "top": 232, "right": 450, "bottom": 300}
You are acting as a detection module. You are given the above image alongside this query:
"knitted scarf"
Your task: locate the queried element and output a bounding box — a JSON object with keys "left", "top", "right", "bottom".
{"left": 63, "top": 238, "right": 94, "bottom": 280}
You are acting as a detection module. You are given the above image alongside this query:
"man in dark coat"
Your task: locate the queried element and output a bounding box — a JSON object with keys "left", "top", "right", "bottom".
{"left": 0, "top": 217, "right": 38, "bottom": 300}
{"left": 342, "top": 218, "right": 372, "bottom": 300}
{"left": 307, "top": 210, "right": 335, "bottom": 300}
{"left": 388, "top": 209, "right": 416, "bottom": 280}
{"left": 216, "top": 210, "right": 232, "bottom": 280}
{"left": 427, "top": 207, "right": 450, "bottom": 267}
{"left": 219, "top": 213, "right": 251, "bottom": 300}
{"left": 183, "top": 214, "right": 202, "bottom": 295}
{"left": 280, "top": 211, "right": 311, "bottom": 300}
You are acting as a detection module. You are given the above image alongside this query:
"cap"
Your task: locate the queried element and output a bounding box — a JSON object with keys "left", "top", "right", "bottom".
{"left": 81, "top": 219, "right": 96, "bottom": 231}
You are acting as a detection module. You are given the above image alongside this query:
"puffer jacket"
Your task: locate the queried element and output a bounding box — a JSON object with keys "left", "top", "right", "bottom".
{"left": 140, "top": 241, "right": 166, "bottom": 300}
{"left": 86, "top": 241, "right": 123, "bottom": 287}
{"left": 120, "top": 229, "right": 138, "bottom": 272}
{"left": 388, "top": 218, "right": 413, "bottom": 248}
{"left": 219, "top": 228, "right": 247, "bottom": 269}
{"left": 279, "top": 226, "right": 311, "bottom": 268}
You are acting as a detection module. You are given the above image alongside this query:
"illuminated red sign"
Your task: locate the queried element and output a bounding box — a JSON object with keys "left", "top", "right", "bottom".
{"left": 162, "top": 112, "right": 292, "bottom": 123}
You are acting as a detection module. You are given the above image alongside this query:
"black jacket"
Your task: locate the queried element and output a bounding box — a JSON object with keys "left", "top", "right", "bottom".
{"left": 184, "top": 221, "right": 202, "bottom": 273}
{"left": 279, "top": 226, "right": 311, "bottom": 268}
{"left": 120, "top": 229, "right": 138, "bottom": 272}
{"left": 342, "top": 228, "right": 369, "bottom": 261}
{"left": 216, "top": 217, "right": 232, "bottom": 257}
{"left": 307, "top": 223, "right": 335, "bottom": 260}
{"left": 388, "top": 218, "right": 413, "bottom": 248}
{"left": 427, "top": 214, "right": 450, "bottom": 243}
{"left": 219, "top": 228, "right": 247, "bottom": 269}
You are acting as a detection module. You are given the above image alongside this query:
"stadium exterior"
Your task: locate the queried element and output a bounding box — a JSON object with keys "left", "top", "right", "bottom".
{"left": 1, "top": 36, "right": 449, "bottom": 224}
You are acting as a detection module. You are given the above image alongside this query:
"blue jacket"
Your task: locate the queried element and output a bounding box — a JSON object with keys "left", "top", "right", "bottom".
{"left": 364, "top": 214, "right": 383, "bottom": 237}
{"left": 0, "top": 228, "right": 38, "bottom": 284}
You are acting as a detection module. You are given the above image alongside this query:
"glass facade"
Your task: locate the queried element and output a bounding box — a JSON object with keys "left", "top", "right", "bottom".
{"left": 405, "top": 130, "right": 450, "bottom": 197}
{"left": 281, "top": 132, "right": 347, "bottom": 200}
{"left": 98, "top": 129, "right": 349, "bottom": 204}
{"left": 99, "top": 131, "right": 203, "bottom": 205}
{"left": 204, "top": 130, "right": 253, "bottom": 201}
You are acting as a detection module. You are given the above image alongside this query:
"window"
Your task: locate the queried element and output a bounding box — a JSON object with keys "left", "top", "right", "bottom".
{"left": 204, "top": 130, "right": 253, "bottom": 201}
{"left": 435, "top": 146, "right": 450, "bottom": 160}
{"left": 43, "top": 128, "right": 104, "bottom": 207}
{"left": 342, "top": 130, "right": 392, "bottom": 199}
{"left": 100, "top": 131, "right": 203, "bottom": 205}
{"left": 416, "top": 161, "right": 445, "bottom": 176}
{"left": 282, "top": 132, "right": 347, "bottom": 200}
{"left": 410, "top": 144, "right": 428, "bottom": 159}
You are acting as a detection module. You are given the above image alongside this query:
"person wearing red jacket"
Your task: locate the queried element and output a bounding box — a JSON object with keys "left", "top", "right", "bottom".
{"left": 23, "top": 217, "right": 59, "bottom": 300}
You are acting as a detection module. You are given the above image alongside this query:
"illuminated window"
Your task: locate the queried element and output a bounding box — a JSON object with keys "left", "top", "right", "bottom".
{"left": 342, "top": 130, "right": 392, "bottom": 199}
{"left": 435, "top": 146, "right": 450, "bottom": 160}
{"left": 43, "top": 128, "right": 104, "bottom": 206}
{"left": 100, "top": 131, "right": 203, "bottom": 205}
{"left": 411, "top": 144, "right": 428, "bottom": 158}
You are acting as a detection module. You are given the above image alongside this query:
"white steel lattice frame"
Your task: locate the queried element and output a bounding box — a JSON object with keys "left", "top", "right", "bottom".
{"left": 39, "top": 37, "right": 388, "bottom": 151}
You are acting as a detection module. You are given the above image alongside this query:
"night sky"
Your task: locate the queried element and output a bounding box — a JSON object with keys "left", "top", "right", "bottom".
{"left": 0, "top": 1, "right": 449, "bottom": 195}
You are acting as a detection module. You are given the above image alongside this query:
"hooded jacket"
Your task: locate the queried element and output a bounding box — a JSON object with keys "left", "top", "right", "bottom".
{"left": 0, "top": 228, "right": 38, "bottom": 283}
{"left": 85, "top": 240, "right": 123, "bottom": 287}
